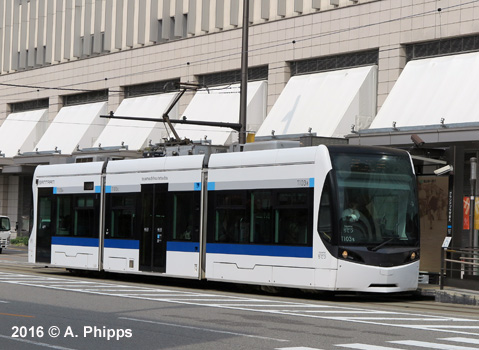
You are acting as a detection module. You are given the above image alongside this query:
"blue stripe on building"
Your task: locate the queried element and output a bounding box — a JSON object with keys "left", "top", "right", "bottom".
{"left": 51, "top": 236, "right": 99, "bottom": 247}
{"left": 206, "top": 243, "right": 312, "bottom": 258}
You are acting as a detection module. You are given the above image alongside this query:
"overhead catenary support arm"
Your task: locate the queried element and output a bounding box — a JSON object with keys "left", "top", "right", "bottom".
{"left": 101, "top": 82, "right": 242, "bottom": 144}
{"left": 101, "top": 112, "right": 243, "bottom": 132}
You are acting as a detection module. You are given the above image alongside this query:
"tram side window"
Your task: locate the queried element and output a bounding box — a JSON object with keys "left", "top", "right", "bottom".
{"left": 74, "top": 196, "right": 96, "bottom": 237}
{"left": 36, "top": 188, "right": 54, "bottom": 262}
{"left": 250, "top": 191, "right": 273, "bottom": 244}
{"left": 212, "top": 192, "right": 248, "bottom": 243}
{"left": 208, "top": 188, "right": 312, "bottom": 245}
{"left": 276, "top": 191, "right": 310, "bottom": 245}
{"left": 318, "top": 175, "right": 333, "bottom": 244}
{"left": 38, "top": 191, "right": 53, "bottom": 234}
{"left": 56, "top": 196, "right": 72, "bottom": 236}
{"left": 108, "top": 194, "right": 139, "bottom": 239}
{"left": 172, "top": 192, "right": 200, "bottom": 241}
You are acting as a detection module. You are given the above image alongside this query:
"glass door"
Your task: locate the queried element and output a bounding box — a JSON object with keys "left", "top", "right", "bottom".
{"left": 140, "top": 184, "right": 168, "bottom": 272}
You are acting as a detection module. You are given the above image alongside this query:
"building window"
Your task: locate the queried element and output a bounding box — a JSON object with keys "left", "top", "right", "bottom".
{"left": 10, "top": 98, "right": 49, "bottom": 113}
{"left": 406, "top": 35, "right": 479, "bottom": 61}
{"left": 290, "top": 50, "right": 379, "bottom": 76}
{"left": 198, "top": 65, "right": 268, "bottom": 87}
{"left": 62, "top": 89, "right": 108, "bottom": 106}
{"left": 124, "top": 79, "right": 180, "bottom": 98}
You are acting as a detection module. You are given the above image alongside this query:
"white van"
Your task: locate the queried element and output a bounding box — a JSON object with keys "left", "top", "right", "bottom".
{"left": 0, "top": 216, "right": 11, "bottom": 253}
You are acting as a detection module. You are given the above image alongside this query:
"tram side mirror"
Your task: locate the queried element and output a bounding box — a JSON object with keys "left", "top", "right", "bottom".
{"left": 434, "top": 165, "right": 453, "bottom": 176}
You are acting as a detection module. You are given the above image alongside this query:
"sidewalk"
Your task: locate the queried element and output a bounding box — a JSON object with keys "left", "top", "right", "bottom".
{"left": 417, "top": 283, "right": 479, "bottom": 306}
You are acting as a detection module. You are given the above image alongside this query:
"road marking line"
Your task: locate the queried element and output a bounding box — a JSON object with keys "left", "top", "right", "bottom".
{"left": 336, "top": 343, "right": 406, "bottom": 349}
{"left": 104, "top": 293, "right": 197, "bottom": 296}
{"left": 442, "top": 338, "right": 479, "bottom": 345}
{"left": 417, "top": 326, "right": 479, "bottom": 329}
{"left": 302, "top": 311, "right": 394, "bottom": 314}
{"left": 119, "top": 316, "right": 290, "bottom": 342}
{"left": 76, "top": 289, "right": 165, "bottom": 292}
{"left": 390, "top": 340, "right": 479, "bottom": 349}
{"left": 0, "top": 276, "right": 47, "bottom": 280}
{"left": 0, "top": 334, "right": 76, "bottom": 350}
{"left": 0, "top": 312, "right": 34, "bottom": 318}
{"left": 26, "top": 281, "right": 95, "bottom": 284}
{"left": 276, "top": 347, "right": 324, "bottom": 350}
{"left": 333, "top": 317, "right": 454, "bottom": 321}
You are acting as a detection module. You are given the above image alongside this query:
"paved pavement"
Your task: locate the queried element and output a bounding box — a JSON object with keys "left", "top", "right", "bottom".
{"left": 417, "top": 283, "right": 479, "bottom": 306}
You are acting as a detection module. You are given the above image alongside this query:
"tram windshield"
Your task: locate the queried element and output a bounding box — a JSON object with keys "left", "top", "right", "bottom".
{"left": 332, "top": 152, "right": 419, "bottom": 248}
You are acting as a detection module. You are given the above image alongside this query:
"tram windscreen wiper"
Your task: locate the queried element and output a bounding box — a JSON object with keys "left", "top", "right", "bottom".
{"left": 369, "top": 237, "right": 395, "bottom": 252}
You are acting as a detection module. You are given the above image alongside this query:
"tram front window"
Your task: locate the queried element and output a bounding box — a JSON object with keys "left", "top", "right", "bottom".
{"left": 332, "top": 152, "right": 419, "bottom": 248}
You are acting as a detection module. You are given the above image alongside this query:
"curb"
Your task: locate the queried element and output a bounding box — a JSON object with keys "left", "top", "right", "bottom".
{"left": 417, "top": 287, "right": 479, "bottom": 306}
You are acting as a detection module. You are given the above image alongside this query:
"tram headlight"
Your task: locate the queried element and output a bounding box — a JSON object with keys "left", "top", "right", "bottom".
{"left": 339, "top": 249, "right": 364, "bottom": 263}
{"left": 409, "top": 251, "right": 419, "bottom": 261}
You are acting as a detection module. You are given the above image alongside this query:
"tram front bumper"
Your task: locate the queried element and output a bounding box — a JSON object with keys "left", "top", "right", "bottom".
{"left": 335, "top": 260, "right": 420, "bottom": 293}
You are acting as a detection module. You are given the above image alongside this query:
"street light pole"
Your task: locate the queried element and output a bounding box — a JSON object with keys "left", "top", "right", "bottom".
{"left": 239, "top": 0, "right": 249, "bottom": 145}
{"left": 470, "top": 157, "right": 477, "bottom": 249}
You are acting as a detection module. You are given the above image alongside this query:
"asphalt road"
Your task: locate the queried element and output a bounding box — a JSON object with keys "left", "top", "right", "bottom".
{"left": 1, "top": 246, "right": 479, "bottom": 350}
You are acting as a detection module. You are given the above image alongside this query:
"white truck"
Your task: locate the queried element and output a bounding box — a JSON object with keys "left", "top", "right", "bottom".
{"left": 0, "top": 216, "right": 11, "bottom": 253}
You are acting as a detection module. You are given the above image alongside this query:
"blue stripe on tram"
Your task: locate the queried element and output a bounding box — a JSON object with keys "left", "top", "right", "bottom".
{"left": 104, "top": 239, "right": 139, "bottom": 249}
{"left": 167, "top": 241, "right": 200, "bottom": 252}
{"left": 51, "top": 236, "right": 99, "bottom": 247}
{"left": 206, "top": 243, "right": 312, "bottom": 258}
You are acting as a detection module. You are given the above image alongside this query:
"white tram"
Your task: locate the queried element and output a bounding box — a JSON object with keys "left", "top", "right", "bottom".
{"left": 29, "top": 145, "right": 420, "bottom": 293}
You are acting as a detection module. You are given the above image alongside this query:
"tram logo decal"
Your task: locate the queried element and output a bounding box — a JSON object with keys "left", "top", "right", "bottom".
{"left": 38, "top": 179, "right": 55, "bottom": 186}
{"left": 141, "top": 175, "right": 168, "bottom": 182}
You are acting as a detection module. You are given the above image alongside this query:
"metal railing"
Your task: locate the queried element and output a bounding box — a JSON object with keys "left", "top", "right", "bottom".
{"left": 440, "top": 247, "right": 479, "bottom": 290}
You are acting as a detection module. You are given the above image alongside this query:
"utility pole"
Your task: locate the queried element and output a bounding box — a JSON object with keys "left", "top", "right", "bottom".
{"left": 239, "top": 0, "right": 249, "bottom": 145}
{"left": 470, "top": 157, "right": 477, "bottom": 275}
{"left": 470, "top": 157, "right": 477, "bottom": 249}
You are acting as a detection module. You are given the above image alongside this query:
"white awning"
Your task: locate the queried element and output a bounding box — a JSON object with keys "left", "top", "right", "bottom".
{"left": 370, "top": 52, "right": 479, "bottom": 129}
{"left": 256, "top": 66, "right": 377, "bottom": 138}
{"left": 174, "top": 81, "right": 267, "bottom": 145}
{"left": 34, "top": 102, "right": 107, "bottom": 154}
{"left": 0, "top": 109, "right": 48, "bottom": 157}
{"left": 93, "top": 93, "right": 178, "bottom": 150}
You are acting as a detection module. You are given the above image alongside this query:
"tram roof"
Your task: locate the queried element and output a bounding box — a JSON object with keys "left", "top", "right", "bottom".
{"left": 34, "top": 161, "right": 105, "bottom": 177}
{"left": 208, "top": 145, "right": 322, "bottom": 169}
{"left": 105, "top": 154, "right": 205, "bottom": 174}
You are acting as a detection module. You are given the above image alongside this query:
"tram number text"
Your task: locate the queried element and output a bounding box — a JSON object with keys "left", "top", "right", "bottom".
{"left": 297, "top": 179, "right": 309, "bottom": 187}
{"left": 341, "top": 236, "right": 356, "bottom": 243}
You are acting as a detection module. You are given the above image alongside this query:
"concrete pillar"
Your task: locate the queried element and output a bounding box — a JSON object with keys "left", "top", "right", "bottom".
{"left": 267, "top": 61, "right": 290, "bottom": 115}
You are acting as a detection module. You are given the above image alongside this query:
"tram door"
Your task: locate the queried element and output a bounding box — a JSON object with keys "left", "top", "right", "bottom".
{"left": 140, "top": 184, "right": 168, "bottom": 273}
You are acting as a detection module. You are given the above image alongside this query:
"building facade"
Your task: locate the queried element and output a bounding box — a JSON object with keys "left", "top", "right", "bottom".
{"left": 0, "top": 0, "right": 478, "bottom": 281}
